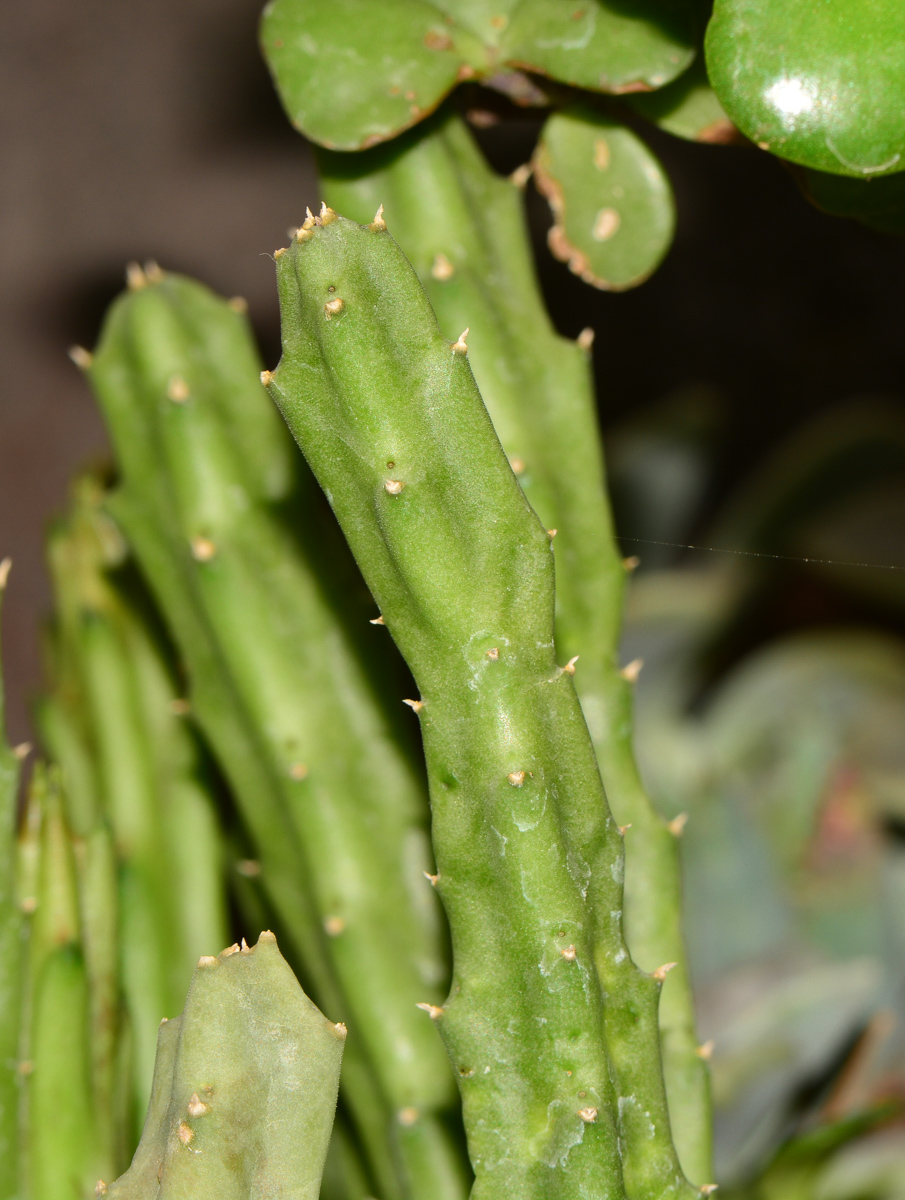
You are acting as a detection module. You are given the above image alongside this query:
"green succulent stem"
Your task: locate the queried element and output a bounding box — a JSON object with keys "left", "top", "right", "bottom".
{"left": 270, "top": 210, "right": 696, "bottom": 1200}
{"left": 86, "top": 271, "right": 466, "bottom": 1200}
{"left": 0, "top": 560, "right": 22, "bottom": 1200}
{"left": 317, "top": 111, "right": 711, "bottom": 1184}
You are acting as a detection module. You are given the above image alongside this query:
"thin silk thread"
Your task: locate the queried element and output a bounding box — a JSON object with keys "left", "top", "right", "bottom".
{"left": 618, "top": 536, "right": 905, "bottom": 573}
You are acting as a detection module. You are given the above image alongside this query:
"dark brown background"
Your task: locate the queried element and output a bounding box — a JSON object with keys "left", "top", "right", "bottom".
{"left": 3, "top": 0, "right": 905, "bottom": 742}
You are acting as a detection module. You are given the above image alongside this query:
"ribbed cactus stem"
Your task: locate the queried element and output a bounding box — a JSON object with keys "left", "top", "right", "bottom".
{"left": 105, "top": 932, "right": 345, "bottom": 1200}
{"left": 318, "top": 114, "right": 711, "bottom": 1183}
{"left": 0, "top": 558, "right": 23, "bottom": 1200}
{"left": 270, "top": 211, "right": 696, "bottom": 1200}
{"left": 86, "top": 271, "right": 467, "bottom": 1200}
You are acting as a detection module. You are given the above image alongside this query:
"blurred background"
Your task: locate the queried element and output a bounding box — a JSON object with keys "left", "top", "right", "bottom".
{"left": 4, "top": 2, "right": 905, "bottom": 1190}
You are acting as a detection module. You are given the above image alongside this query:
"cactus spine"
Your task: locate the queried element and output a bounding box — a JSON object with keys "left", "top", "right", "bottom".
{"left": 317, "top": 113, "right": 711, "bottom": 1183}
{"left": 270, "top": 209, "right": 697, "bottom": 1200}
{"left": 84, "top": 269, "right": 467, "bottom": 1200}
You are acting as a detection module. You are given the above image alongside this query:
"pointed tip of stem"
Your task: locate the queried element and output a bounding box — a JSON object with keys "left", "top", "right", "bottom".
{"left": 451, "top": 327, "right": 469, "bottom": 354}
{"left": 403, "top": 698, "right": 424, "bottom": 713}
{"left": 370, "top": 614, "right": 386, "bottom": 625}
{"left": 652, "top": 961, "right": 678, "bottom": 983}
{"left": 370, "top": 203, "right": 387, "bottom": 232}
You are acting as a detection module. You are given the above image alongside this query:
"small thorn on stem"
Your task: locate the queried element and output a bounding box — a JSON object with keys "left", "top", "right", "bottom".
{"left": 274, "top": 247, "right": 287, "bottom": 259}
{"left": 187, "top": 1093, "right": 210, "bottom": 1117}
{"left": 403, "top": 698, "right": 424, "bottom": 713}
{"left": 260, "top": 370, "right": 274, "bottom": 387}
{"left": 177, "top": 1122, "right": 194, "bottom": 1146}
{"left": 319, "top": 201, "right": 338, "bottom": 225}
{"left": 333, "top": 1022, "right": 347, "bottom": 1039}
{"left": 370, "top": 204, "right": 387, "bottom": 232}
{"left": 560, "top": 945, "right": 577, "bottom": 961}
{"left": 547, "top": 529, "right": 557, "bottom": 539}
{"left": 700, "top": 1187, "right": 719, "bottom": 1196}
{"left": 370, "top": 615, "right": 386, "bottom": 625}
{"left": 620, "top": 658, "right": 643, "bottom": 682}
{"left": 561, "top": 656, "right": 579, "bottom": 675}
{"left": 198, "top": 955, "right": 218, "bottom": 967}
{"left": 385, "top": 479, "right": 405, "bottom": 495}
{"left": 578, "top": 1106, "right": 598, "bottom": 1123}
{"left": 398, "top": 1107, "right": 419, "bottom": 1126}
{"left": 221, "top": 943, "right": 240, "bottom": 957}
{"left": 451, "top": 327, "right": 469, "bottom": 354}
{"left": 324, "top": 296, "right": 344, "bottom": 319}
{"left": 424, "top": 871, "right": 439, "bottom": 886}
{"left": 696, "top": 1040, "right": 714, "bottom": 1061}
{"left": 618, "top": 823, "right": 632, "bottom": 836}
{"left": 228, "top": 295, "right": 248, "bottom": 313}
{"left": 241, "top": 938, "right": 249, "bottom": 951}
{"left": 431, "top": 253, "right": 455, "bottom": 280}
{"left": 509, "top": 162, "right": 532, "bottom": 188}
{"left": 167, "top": 375, "right": 190, "bottom": 403}
{"left": 577, "top": 327, "right": 595, "bottom": 352}
{"left": 667, "top": 812, "right": 688, "bottom": 837}
{"left": 0, "top": 558, "right": 11, "bottom": 590}
{"left": 509, "top": 456, "right": 526, "bottom": 475}
{"left": 652, "top": 962, "right": 678, "bottom": 983}
{"left": 622, "top": 555, "right": 640, "bottom": 572}
{"left": 191, "top": 536, "right": 216, "bottom": 563}
{"left": 125, "top": 262, "right": 146, "bottom": 290}
{"left": 95, "top": 1183, "right": 108, "bottom": 1197}
{"left": 486, "top": 647, "right": 499, "bottom": 660}
{"left": 144, "top": 261, "right": 163, "bottom": 283}
{"left": 416, "top": 1002, "right": 444, "bottom": 1020}
{"left": 507, "top": 770, "right": 527, "bottom": 787}
{"left": 324, "top": 915, "right": 345, "bottom": 936}
{"left": 68, "top": 345, "right": 93, "bottom": 370}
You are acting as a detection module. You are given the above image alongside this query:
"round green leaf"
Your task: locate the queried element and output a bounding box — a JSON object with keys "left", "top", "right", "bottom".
{"left": 706, "top": 0, "right": 905, "bottom": 178}
{"left": 502, "top": 0, "right": 697, "bottom": 93}
{"left": 260, "top": 0, "right": 487, "bottom": 150}
{"left": 628, "top": 57, "right": 736, "bottom": 143}
{"left": 802, "top": 168, "right": 905, "bottom": 236}
{"left": 532, "top": 108, "right": 676, "bottom": 291}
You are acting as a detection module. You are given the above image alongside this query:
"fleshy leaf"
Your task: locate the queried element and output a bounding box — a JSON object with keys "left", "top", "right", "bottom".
{"left": 260, "top": 0, "right": 487, "bottom": 151}
{"left": 802, "top": 168, "right": 905, "bottom": 236}
{"left": 533, "top": 107, "right": 676, "bottom": 291}
{"left": 501, "top": 0, "right": 697, "bottom": 94}
{"left": 628, "top": 57, "right": 736, "bottom": 143}
{"left": 705, "top": 0, "right": 905, "bottom": 178}
{"left": 260, "top": 0, "right": 698, "bottom": 150}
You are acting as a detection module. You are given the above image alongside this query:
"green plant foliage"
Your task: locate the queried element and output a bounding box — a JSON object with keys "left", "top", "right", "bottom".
{"left": 105, "top": 932, "right": 345, "bottom": 1200}
{"left": 270, "top": 208, "right": 696, "bottom": 1200}
{"left": 801, "top": 168, "right": 905, "bottom": 236}
{"left": 39, "top": 476, "right": 228, "bottom": 1137}
{"left": 260, "top": 0, "right": 697, "bottom": 150}
{"left": 705, "top": 0, "right": 905, "bottom": 178}
{"left": 533, "top": 106, "right": 676, "bottom": 290}
{"left": 628, "top": 57, "right": 735, "bottom": 143}
{"left": 84, "top": 269, "right": 465, "bottom": 1200}
{"left": 0, "top": 561, "right": 22, "bottom": 1200}
{"left": 318, "top": 110, "right": 711, "bottom": 1186}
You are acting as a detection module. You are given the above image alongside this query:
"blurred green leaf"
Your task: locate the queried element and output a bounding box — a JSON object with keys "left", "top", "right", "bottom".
{"left": 705, "top": 0, "right": 905, "bottom": 178}
{"left": 533, "top": 106, "right": 675, "bottom": 290}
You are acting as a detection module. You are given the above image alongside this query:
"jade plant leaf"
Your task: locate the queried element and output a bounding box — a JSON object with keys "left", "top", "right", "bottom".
{"left": 260, "top": 0, "right": 487, "bottom": 150}
{"left": 802, "top": 168, "right": 905, "bottom": 236}
{"left": 261, "top": 0, "right": 699, "bottom": 150}
{"left": 500, "top": 0, "right": 698, "bottom": 94}
{"left": 705, "top": 0, "right": 905, "bottom": 178}
{"left": 628, "top": 57, "right": 736, "bottom": 143}
{"left": 532, "top": 107, "right": 676, "bottom": 291}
